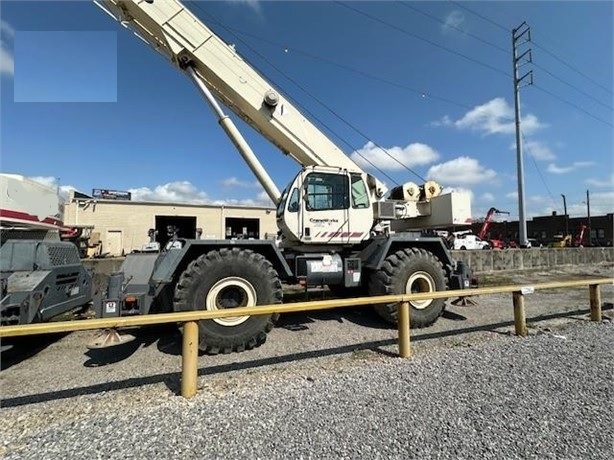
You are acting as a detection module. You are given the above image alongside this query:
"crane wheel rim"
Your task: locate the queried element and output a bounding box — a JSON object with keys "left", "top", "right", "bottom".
{"left": 205, "top": 277, "right": 256, "bottom": 326}
{"left": 405, "top": 271, "right": 435, "bottom": 310}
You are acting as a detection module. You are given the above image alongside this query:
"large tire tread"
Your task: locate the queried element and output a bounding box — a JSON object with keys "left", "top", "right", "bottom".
{"left": 174, "top": 248, "right": 282, "bottom": 355}
{"left": 369, "top": 247, "right": 447, "bottom": 328}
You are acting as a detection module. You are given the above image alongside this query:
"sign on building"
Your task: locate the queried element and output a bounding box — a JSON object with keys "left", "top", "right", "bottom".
{"left": 92, "top": 189, "right": 132, "bottom": 201}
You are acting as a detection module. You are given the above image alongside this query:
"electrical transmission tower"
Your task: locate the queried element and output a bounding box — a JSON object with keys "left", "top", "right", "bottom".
{"left": 512, "top": 21, "right": 533, "bottom": 247}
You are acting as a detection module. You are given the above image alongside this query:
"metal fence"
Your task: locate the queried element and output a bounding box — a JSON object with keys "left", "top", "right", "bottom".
{"left": 1, "top": 277, "right": 612, "bottom": 398}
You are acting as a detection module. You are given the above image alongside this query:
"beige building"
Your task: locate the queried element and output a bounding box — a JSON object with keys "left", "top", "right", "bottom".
{"left": 63, "top": 191, "right": 278, "bottom": 256}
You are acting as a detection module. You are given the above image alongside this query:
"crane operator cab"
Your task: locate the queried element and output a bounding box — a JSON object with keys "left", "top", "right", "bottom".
{"left": 277, "top": 166, "right": 374, "bottom": 246}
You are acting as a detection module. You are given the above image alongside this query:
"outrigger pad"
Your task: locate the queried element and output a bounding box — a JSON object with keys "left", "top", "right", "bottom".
{"left": 87, "top": 329, "right": 136, "bottom": 349}
{"left": 451, "top": 296, "right": 478, "bottom": 307}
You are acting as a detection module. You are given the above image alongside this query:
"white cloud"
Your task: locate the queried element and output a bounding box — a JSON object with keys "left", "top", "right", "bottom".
{"left": 481, "top": 192, "right": 495, "bottom": 202}
{"left": 585, "top": 191, "right": 614, "bottom": 216}
{"left": 442, "top": 11, "right": 465, "bottom": 34}
{"left": 30, "top": 176, "right": 57, "bottom": 189}
{"left": 562, "top": 191, "right": 614, "bottom": 217}
{"left": 547, "top": 164, "right": 573, "bottom": 174}
{"left": 547, "top": 161, "right": 594, "bottom": 174}
{"left": 586, "top": 174, "right": 614, "bottom": 188}
{"left": 430, "top": 115, "right": 452, "bottom": 128}
{"left": 128, "top": 180, "right": 273, "bottom": 207}
{"left": 506, "top": 191, "right": 518, "bottom": 200}
{"left": 351, "top": 141, "right": 440, "bottom": 171}
{"left": 221, "top": 177, "right": 259, "bottom": 188}
{"left": 436, "top": 98, "right": 545, "bottom": 136}
{"left": 219, "top": 179, "right": 271, "bottom": 204}
{"left": 211, "top": 190, "right": 273, "bottom": 207}
{"left": 30, "top": 176, "right": 78, "bottom": 202}
{"left": 528, "top": 195, "right": 549, "bottom": 204}
{"left": 426, "top": 156, "right": 496, "bottom": 186}
{"left": 522, "top": 140, "right": 556, "bottom": 161}
{"left": 227, "top": 0, "right": 261, "bottom": 13}
{"left": 129, "top": 181, "right": 209, "bottom": 203}
{"left": 0, "top": 20, "right": 15, "bottom": 77}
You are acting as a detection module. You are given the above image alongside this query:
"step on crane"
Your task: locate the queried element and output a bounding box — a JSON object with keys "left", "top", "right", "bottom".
{"left": 92, "top": 0, "right": 475, "bottom": 354}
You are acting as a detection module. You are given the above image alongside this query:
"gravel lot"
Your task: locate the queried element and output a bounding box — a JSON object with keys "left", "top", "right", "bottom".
{"left": 1, "top": 263, "right": 612, "bottom": 459}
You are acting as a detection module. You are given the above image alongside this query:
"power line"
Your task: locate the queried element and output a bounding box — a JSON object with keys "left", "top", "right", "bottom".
{"left": 224, "top": 26, "right": 473, "bottom": 111}
{"left": 483, "top": 1, "right": 614, "bottom": 87}
{"left": 452, "top": 0, "right": 613, "bottom": 96}
{"left": 187, "top": 1, "right": 423, "bottom": 183}
{"left": 449, "top": 0, "right": 508, "bottom": 32}
{"left": 396, "top": 1, "right": 508, "bottom": 54}
{"left": 533, "top": 42, "right": 613, "bottom": 96}
{"left": 448, "top": 1, "right": 613, "bottom": 124}
{"left": 532, "top": 62, "right": 612, "bottom": 111}
{"left": 521, "top": 131, "right": 557, "bottom": 209}
{"left": 533, "top": 84, "right": 613, "bottom": 127}
{"left": 335, "top": 1, "right": 511, "bottom": 78}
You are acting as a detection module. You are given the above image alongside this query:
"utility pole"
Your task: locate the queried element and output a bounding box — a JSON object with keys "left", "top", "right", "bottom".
{"left": 586, "top": 189, "right": 591, "bottom": 246}
{"left": 512, "top": 22, "right": 533, "bottom": 247}
{"left": 561, "top": 193, "right": 568, "bottom": 236}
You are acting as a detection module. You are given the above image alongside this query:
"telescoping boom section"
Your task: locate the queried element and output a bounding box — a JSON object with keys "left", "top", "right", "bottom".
{"left": 94, "top": 0, "right": 472, "bottom": 240}
{"left": 94, "top": 1, "right": 371, "bottom": 175}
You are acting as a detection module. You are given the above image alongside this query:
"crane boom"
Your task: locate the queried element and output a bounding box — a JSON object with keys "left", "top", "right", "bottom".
{"left": 95, "top": 0, "right": 370, "bottom": 175}
{"left": 95, "top": 0, "right": 472, "bottom": 241}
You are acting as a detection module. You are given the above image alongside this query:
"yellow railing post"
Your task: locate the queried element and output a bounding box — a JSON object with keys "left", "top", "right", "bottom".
{"left": 397, "top": 301, "right": 411, "bottom": 358}
{"left": 181, "top": 321, "right": 199, "bottom": 398}
{"left": 513, "top": 291, "right": 527, "bottom": 336}
{"left": 0, "top": 277, "right": 611, "bottom": 400}
{"left": 589, "top": 284, "right": 602, "bottom": 322}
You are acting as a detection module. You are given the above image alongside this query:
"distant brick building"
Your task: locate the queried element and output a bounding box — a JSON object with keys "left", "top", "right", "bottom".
{"left": 63, "top": 191, "right": 277, "bottom": 257}
{"left": 465, "top": 212, "right": 613, "bottom": 247}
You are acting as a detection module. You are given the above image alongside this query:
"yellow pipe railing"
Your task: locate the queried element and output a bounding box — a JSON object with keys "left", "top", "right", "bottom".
{"left": 1, "top": 277, "right": 612, "bottom": 398}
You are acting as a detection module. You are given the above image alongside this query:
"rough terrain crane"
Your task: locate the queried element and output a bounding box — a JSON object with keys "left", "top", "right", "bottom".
{"left": 93, "top": 0, "right": 474, "bottom": 354}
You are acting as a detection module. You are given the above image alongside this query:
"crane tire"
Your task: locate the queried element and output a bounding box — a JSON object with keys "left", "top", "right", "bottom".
{"left": 174, "top": 248, "right": 282, "bottom": 355}
{"left": 369, "top": 248, "right": 447, "bottom": 328}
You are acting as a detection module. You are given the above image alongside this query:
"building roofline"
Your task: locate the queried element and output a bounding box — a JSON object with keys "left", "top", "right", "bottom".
{"left": 69, "top": 197, "right": 275, "bottom": 212}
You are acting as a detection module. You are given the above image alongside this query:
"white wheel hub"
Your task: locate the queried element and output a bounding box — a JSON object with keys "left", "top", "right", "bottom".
{"left": 405, "top": 271, "right": 435, "bottom": 310}
{"left": 206, "top": 277, "right": 256, "bottom": 326}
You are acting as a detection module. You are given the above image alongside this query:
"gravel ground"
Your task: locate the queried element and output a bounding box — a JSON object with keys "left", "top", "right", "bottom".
{"left": 0, "top": 264, "right": 612, "bottom": 459}
{"left": 1, "top": 321, "right": 612, "bottom": 459}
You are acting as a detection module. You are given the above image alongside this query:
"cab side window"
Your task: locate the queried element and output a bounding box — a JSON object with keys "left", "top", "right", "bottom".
{"left": 351, "top": 174, "right": 369, "bottom": 209}
{"left": 287, "top": 188, "right": 300, "bottom": 212}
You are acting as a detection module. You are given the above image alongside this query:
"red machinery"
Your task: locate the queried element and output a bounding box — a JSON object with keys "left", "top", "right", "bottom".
{"left": 574, "top": 224, "right": 588, "bottom": 247}
{"left": 478, "top": 207, "right": 510, "bottom": 249}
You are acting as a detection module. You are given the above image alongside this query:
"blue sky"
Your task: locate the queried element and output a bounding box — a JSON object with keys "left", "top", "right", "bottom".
{"left": 1, "top": 0, "right": 612, "bottom": 221}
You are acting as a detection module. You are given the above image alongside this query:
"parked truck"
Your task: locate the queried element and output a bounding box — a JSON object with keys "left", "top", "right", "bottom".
{"left": 93, "top": 0, "right": 474, "bottom": 354}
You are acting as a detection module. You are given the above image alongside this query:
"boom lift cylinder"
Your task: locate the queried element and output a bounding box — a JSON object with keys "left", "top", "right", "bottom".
{"left": 185, "top": 66, "right": 281, "bottom": 204}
